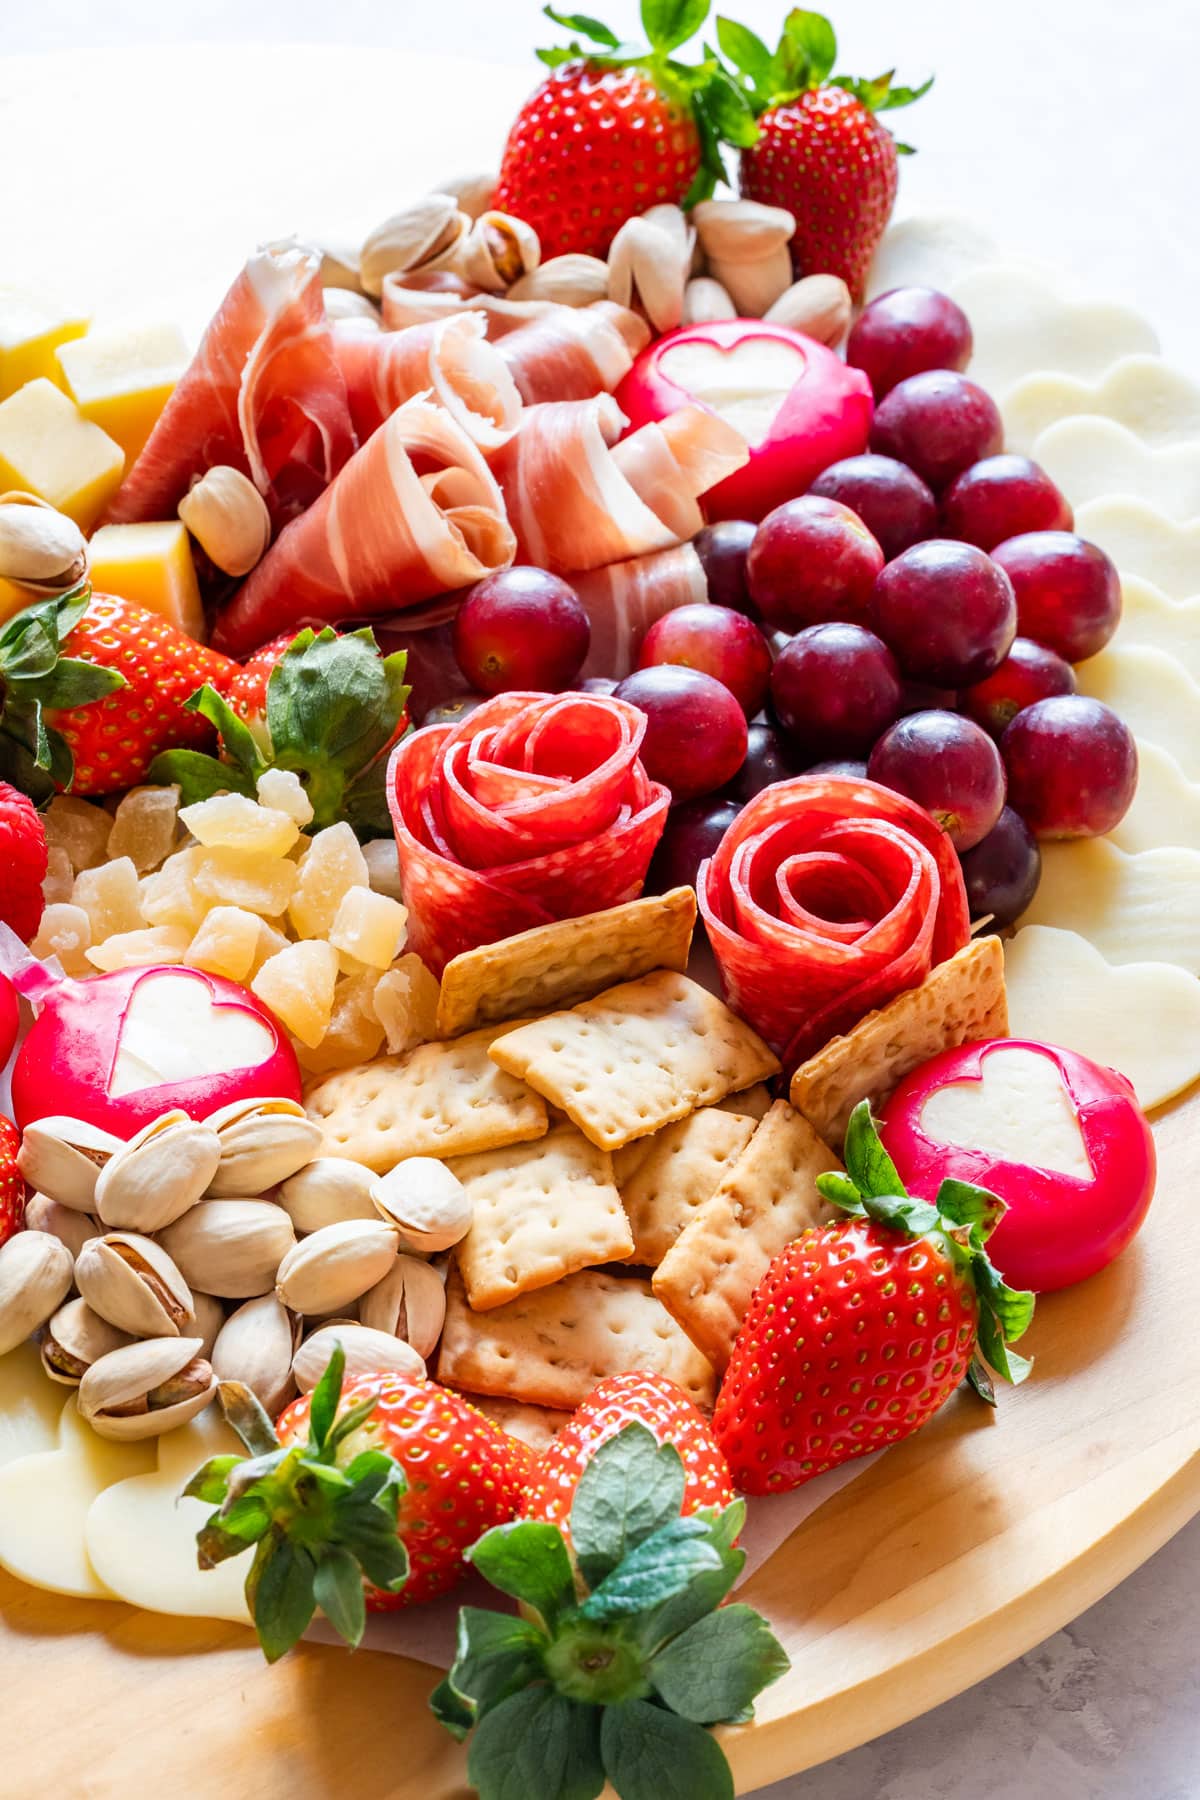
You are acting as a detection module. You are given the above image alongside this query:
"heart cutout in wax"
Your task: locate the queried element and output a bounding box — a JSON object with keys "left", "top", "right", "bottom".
{"left": 658, "top": 336, "right": 808, "bottom": 445}
{"left": 919, "top": 1044, "right": 1093, "bottom": 1180}
{"left": 109, "top": 969, "right": 275, "bottom": 1096}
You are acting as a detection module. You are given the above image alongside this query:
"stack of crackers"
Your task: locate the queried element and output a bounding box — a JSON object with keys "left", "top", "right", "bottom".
{"left": 305, "top": 887, "right": 1008, "bottom": 1451}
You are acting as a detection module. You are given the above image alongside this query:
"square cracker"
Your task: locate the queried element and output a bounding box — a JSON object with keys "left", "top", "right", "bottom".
{"left": 304, "top": 1019, "right": 547, "bottom": 1173}
{"left": 653, "top": 1100, "right": 842, "bottom": 1371}
{"left": 435, "top": 887, "right": 697, "bottom": 1038}
{"left": 437, "top": 1263, "right": 716, "bottom": 1411}
{"left": 789, "top": 937, "right": 1008, "bottom": 1148}
{"left": 716, "top": 1083, "right": 774, "bottom": 1122}
{"left": 450, "top": 1123, "right": 634, "bottom": 1310}
{"left": 489, "top": 970, "right": 780, "bottom": 1152}
{"left": 465, "top": 1396, "right": 565, "bottom": 1454}
{"left": 615, "top": 1107, "right": 758, "bottom": 1266}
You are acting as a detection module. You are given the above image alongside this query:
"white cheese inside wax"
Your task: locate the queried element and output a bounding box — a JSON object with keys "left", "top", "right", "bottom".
{"left": 920, "top": 1045, "right": 1093, "bottom": 1180}
{"left": 659, "top": 338, "right": 806, "bottom": 445}
{"left": 110, "top": 970, "right": 273, "bottom": 1096}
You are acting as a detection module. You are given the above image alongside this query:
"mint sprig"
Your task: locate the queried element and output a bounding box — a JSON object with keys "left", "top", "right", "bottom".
{"left": 185, "top": 1344, "right": 409, "bottom": 1661}
{"left": 431, "top": 1422, "right": 788, "bottom": 1800}
{"left": 817, "top": 1101, "right": 1036, "bottom": 1402}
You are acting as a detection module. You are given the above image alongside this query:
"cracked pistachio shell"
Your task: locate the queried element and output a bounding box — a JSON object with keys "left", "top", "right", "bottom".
{"left": 158, "top": 1200, "right": 296, "bottom": 1300}
{"left": 277, "top": 1157, "right": 379, "bottom": 1234}
{"left": 204, "top": 1098, "right": 322, "bottom": 1196}
{"left": 0, "top": 1231, "right": 74, "bottom": 1354}
{"left": 358, "top": 1254, "right": 446, "bottom": 1359}
{"left": 74, "top": 1232, "right": 194, "bottom": 1338}
{"left": 292, "top": 1321, "right": 425, "bottom": 1394}
{"left": 78, "top": 1336, "right": 216, "bottom": 1441}
{"left": 16, "top": 1116, "right": 123, "bottom": 1212}
{"left": 94, "top": 1110, "right": 221, "bottom": 1231}
{"left": 370, "top": 1158, "right": 472, "bottom": 1253}
{"left": 189, "top": 1290, "right": 225, "bottom": 1360}
{"left": 24, "top": 1191, "right": 100, "bottom": 1260}
{"left": 275, "top": 1219, "right": 399, "bottom": 1317}
{"left": 211, "top": 1293, "right": 300, "bottom": 1417}
{"left": 40, "top": 1297, "right": 132, "bottom": 1386}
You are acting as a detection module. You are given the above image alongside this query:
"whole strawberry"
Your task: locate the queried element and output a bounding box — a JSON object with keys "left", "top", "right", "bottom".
{"left": 726, "top": 10, "right": 932, "bottom": 299}
{"left": 0, "top": 1117, "right": 26, "bottom": 1248}
{"left": 494, "top": 3, "right": 759, "bottom": 260}
{"left": 0, "top": 781, "right": 47, "bottom": 943}
{"left": 713, "top": 1102, "right": 1034, "bottom": 1494}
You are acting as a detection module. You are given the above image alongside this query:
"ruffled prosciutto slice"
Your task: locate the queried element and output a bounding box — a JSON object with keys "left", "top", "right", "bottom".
{"left": 699, "top": 775, "right": 970, "bottom": 1075}
{"left": 492, "top": 394, "right": 748, "bottom": 574}
{"left": 388, "top": 691, "right": 670, "bottom": 972}
{"left": 573, "top": 544, "right": 708, "bottom": 680}
{"left": 106, "top": 242, "right": 355, "bottom": 526}
{"left": 331, "top": 312, "right": 521, "bottom": 450}
{"left": 498, "top": 303, "right": 649, "bottom": 404}
{"left": 382, "top": 274, "right": 647, "bottom": 351}
{"left": 213, "top": 395, "right": 515, "bottom": 653}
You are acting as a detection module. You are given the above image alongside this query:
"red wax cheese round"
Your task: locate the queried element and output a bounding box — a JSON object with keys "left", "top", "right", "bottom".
{"left": 615, "top": 320, "right": 873, "bottom": 523}
{"left": 0, "top": 975, "right": 19, "bottom": 1072}
{"left": 12, "top": 964, "right": 302, "bottom": 1137}
{"left": 880, "top": 1038, "right": 1154, "bottom": 1292}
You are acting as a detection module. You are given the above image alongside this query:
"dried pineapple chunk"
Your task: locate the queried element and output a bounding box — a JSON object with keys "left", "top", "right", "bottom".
{"left": 252, "top": 941, "right": 339, "bottom": 1048}
{"left": 71, "top": 857, "right": 143, "bottom": 941}
{"left": 139, "top": 846, "right": 210, "bottom": 932}
{"left": 43, "top": 795, "right": 111, "bottom": 872}
{"left": 42, "top": 846, "right": 74, "bottom": 906}
{"left": 186, "top": 906, "right": 263, "bottom": 982}
{"left": 181, "top": 793, "right": 300, "bottom": 857}
{"left": 86, "top": 925, "right": 191, "bottom": 971}
{"left": 31, "top": 902, "right": 92, "bottom": 976}
{"left": 362, "top": 837, "right": 403, "bottom": 902}
{"left": 107, "top": 785, "right": 180, "bottom": 873}
{"left": 295, "top": 973, "right": 386, "bottom": 1075}
{"left": 328, "top": 886, "right": 408, "bottom": 970}
{"left": 248, "top": 919, "right": 291, "bottom": 978}
{"left": 193, "top": 847, "right": 297, "bottom": 917}
{"left": 256, "top": 768, "right": 314, "bottom": 827}
{"left": 288, "top": 823, "right": 368, "bottom": 939}
{"left": 371, "top": 953, "right": 440, "bottom": 1055}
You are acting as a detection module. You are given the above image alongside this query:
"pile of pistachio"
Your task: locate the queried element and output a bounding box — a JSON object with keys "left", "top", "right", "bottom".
{"left": 0, "top": 1099, "right": 471, "bottom": 1439}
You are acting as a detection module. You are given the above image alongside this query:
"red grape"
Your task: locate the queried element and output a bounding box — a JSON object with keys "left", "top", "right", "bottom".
{"left": 940, "top": 455, "right": 1073, "bottom": 550}
{"left": 846, "top": 287, "right": 974, "bottom": 398}
{"left": 898, "top": 677, "right": 959, "bottom": 717}
{"left": 961, "top": 637, "right": 1077, "bottom": 738}
{"left": 637, "top": 603, "right": 772, "bottom": 718}
{"left": 990, "top": 531, "right": 1121, "bottom": 663}
{"left": 453, "top": 566, "right": 590, "bottom": 693}
{"left": 809, "top": 454, "right": 938, "bottom": 561}
{"left": 959, "top": 806, "right": 1042, "bottom": 926}
{"left": 806, "top": 758, "right": 869, "bottom": 779}
{"left": 693, "top": 521, "right": 759, "bottom": 617}
{"left": 421, "top": 692, "right": 489, "bottom": 727}
{"left": 869, "top": 371, "right": 1004, "bottom": 492}
{"left": 868, "top": 710, "right": 1006, "bottom": 851}
{"left": 770, "top": 624, "right": 902, "bottom": 760}
{"left": 580, "top": 676, "right": 617, "bottom": 695}
{"left": 1001, "top": 696, "right": 1137, "bottom": 838}
{"left": 746, "top": 495, "right": 885, "bottom": 632}
{"left": 614, "top": 665, "right": 748, "bottom": 803}
{"left": 648, "top": 796, "right": 742, "bottom": 893}
{"left": 725, "top": 721, "right": 804, "bottom": 802}
{"left": 870, "top": 540, "right": 1017, "bottom": 686}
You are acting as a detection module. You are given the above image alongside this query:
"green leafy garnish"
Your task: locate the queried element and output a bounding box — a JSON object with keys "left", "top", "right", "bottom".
{"left": 715, "top": 6, "right": 932, "bottom": 138}
{"left": 0, "top": 585, "right": 125, "bottom": 798}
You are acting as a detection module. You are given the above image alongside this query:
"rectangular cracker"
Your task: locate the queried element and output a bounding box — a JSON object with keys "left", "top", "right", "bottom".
{"left": 616, "top": 1107, "right": 758, "bottom": 1266}
{"left": 304, "top": 1019, "right": 547, "bottom": 1173}
{"left": 437, "top": 1263, "right": 716, "bottom": 1411}
{"left": 653, "top": 1100, "right": 842, "bottom": 1371}
{"left": 464, "top": 1396, "right": 567, "bottom": 1452}
{"left": 435, "top": 887, "right": 697, "bottom": 1038}
{"left": 450, "top": 1123, "right": 634, "bottom": 1310}
{"left": 789, "top": 938, "right": 1009, "bottom": 1148}
{"left": 489, "top": 970, "right": 780, "bottom": 1152}
{"left": 716, "top": 1082, "right": 774, "bottom": 1121}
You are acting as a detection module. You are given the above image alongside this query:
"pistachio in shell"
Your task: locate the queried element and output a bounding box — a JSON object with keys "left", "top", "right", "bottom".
{"left": 93, "top": 1110, "right": 221, "bottom": 1232}
{"left": 40, "top": 1297, "right": 132, "bottom": 1386}
{"left": 16, "top": 1116, "right": 123, "bottom": 1213}
{"left": 78, "top": 1336, "right": 216, "bottom": 1441}
{"left": 277, "top": 1157, "right": 379, "bottom": 1234}
{"left": 275, "top": 1219, "right": 399, "bottom": 1318}
{"left": 292, "top": 1321, "right": 425, "bottom": 1393}
{"left": 158, "top": 1199, "right": 296, "bottom": 1300}
{"left": 358, "top": 1253, "right": 446, "bottom": 1359}
{"left": 370, "top": 1157, "right": 472, "bottom": 1253}
{"left": 24, "top": 1191, "right": 100, "bottom": 1260}
{"left": 211, "top": 1293, "right": 300, "bottom": 1417}
{"left": 75, "top": 1232, "right": 195, "bottom": 1338}
{"left": 0, "top": 1231, "right": 75, "bottom": 1354}
{"left": 204, "top": 1098, "right": 323, "bottom": 1197}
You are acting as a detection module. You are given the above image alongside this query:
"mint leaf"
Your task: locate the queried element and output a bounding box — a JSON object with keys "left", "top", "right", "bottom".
{"left": 468, "top": 1520, "right": 577, "bottom": 1629}
{"left": 245, "top": 1535, "right": 318, "bottom": 1664}
{"left": 434, "top": 1607, "right": 549, "bottom": 1739}
{"left": 640, "top": 0, "right": 710, "bottom": 54}
{"left": 579, "top": 1516, "right": 722, "bottom": 1622}
{"left": 781, "top": 7, "right": 836, "bottom": 84}
{"left": 544, "top": 5, "right": 621, "bottom": 45}
{"left": 312, "top": 1546, "right": 367, "bottom": 1648}
{"left": 649, "top": 1603, "right": 789, "bottom": 1724}
{"left": 467, "top": 1688, "right": 604, "bottom": 1800}
{"left": 570, "top": 1423, "right": 686, "bottom": 1589}
{"left": 715, "top": 15, "right": 772, "bottom": 94}
{"left": 600, "top": 1698, "right": 733, "bottom": 1800}
{"left": 147, "top": 747, "right": 255, "bottom": 805}
{"left": 842, "top": 1101, "right": 904, "bottom": 1199}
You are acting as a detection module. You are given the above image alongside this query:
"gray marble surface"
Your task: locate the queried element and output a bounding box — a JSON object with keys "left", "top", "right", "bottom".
{"left": 6, "top": 3, "right": 1200, "bottom": 1794}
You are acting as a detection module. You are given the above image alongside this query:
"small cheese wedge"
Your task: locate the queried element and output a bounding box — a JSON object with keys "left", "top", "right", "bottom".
{"left": 0, "top": 286, "right": 89, "bottom": 399}
{"left": 1004, "top": 356, "right": 1200, "bottom": 456}
{"left": 1110, "top": 578, "right": 1200, "bottom": 685}
{"left": 0, "top": 1397, "right": 154, "bottom": 1598}
{"left": 0, "top": 1341, "right": 64, "bottom": 1470}
{"left": 87, "top": 520, "right": 204, "bottom": 639}
{"left": 1034, "top": 416, "right": 1200, "bottom": 522}
{"left": 1076, "top": 498, "right": 1200, "bottom": 602}
{"left": 0, "top": 378, "right": 124, "bottom": 529}
{"left": 57, "top": 321, "right": 189, "bottom": 464}
{"left": 1111, "top": 740, "right": 1200, "bottom": 854}
{"left": 949, "top": 265, "right": 1158, "bottom": 399}
{"left": 1019, "top": 838, "right": 1200, "bottom": 976}
{"left": 1005, "top": 925, "right": 1200, "bottom": 1111}
{"left": 85, "top": 1407, "right": 252, "bottom": 1623}
{"left": 1075, "top": 643, "right": 1200, "bottom": 779}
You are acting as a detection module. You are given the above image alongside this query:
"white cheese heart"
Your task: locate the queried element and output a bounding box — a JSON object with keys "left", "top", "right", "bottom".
{"left": 948, "top": 265, "right": 1158, "bottom": 399}
{"left": 1019, "top": 838, "right": 1200, "bottom": 975}
{"left": 1034, "top": 416, "right": 1200, "bottom": 521}
{"left": 920, "top": 1045, "right": 1092, "bottom": 1180}
{"left": 1075, "top": 497, "right": 1200, "bottom": 601}
{"left": 659, "top": 337, "right": 807, "bottom": 446}
{"left": 1075, "top": 642, "right": 1200, "bottom": 780}
{"left": 110, "top": 969, "right": 274, "bottom": 1097}
{"left": 1111, "top": 740, "right": 1200, "bottom": 854}
{"left": 0, "top": 1340, "right": 64, "bottom": 1471}
{"left": 1003, "top": 355, "right": 1200, "bottom": 456}
{"left": 1109, "top": 578, "right": 1200, "bottom": 687}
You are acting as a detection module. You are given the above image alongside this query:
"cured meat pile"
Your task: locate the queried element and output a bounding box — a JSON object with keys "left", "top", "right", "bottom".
{"left": 387, "top": 691, "right": 671, "bottom": 971}
{"left": 699, "top": 775, "right": 971, "bottom": 1073}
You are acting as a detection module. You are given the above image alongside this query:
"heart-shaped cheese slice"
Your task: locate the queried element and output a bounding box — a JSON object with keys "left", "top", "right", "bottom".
{"left": 1034, "top": 416, "right": 1200, "bottom": 521}
{"left": 1075, "top": 642, "right": 1200, "bottom": 779}
{"left": 920, "top": 1045, "right": 1092, "bottom": 1179}
{"left": 949, "top": 265, "right": 1158, "bottom": 398}
{"left": 867, "top": 212, "right": 1003, "bottom": 305}
{"left": 110, "top": 969, "right": 274, "bottom": 1097}
{"left": 1075, "top": 497, "right": 1200, "bottom": 601}
{"left": 1003, "top": 355, "right": 1200, "bottom": 456}
{"left": 0, "top": 1340, "right": 64, "bottom": 1472}
{"left": 1109, "top": 578, "right": 1200, "bottom": 686}
{"left": 1111, "top": 740, "right": 1200, "bottom": 854}
{"left": 659, "top": 336, "right": 806, "bottom": 446}
{"left": 1020, "top": 837, "right": 1200, "bottom": 975}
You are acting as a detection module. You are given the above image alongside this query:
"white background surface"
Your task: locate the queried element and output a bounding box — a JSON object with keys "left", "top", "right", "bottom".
{"left": 3, "top": 2, "right": 1200, "bottom": 1795}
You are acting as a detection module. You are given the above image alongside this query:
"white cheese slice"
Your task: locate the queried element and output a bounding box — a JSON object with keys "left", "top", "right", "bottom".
{"left": 658, "top": 337, "right": 806, "bottom": 446}
{"left": 110, "top": 969, "right": 274, "bottom": 1096}
{"left": 1111, "top": 740, "right": 1200, "bottom": 854}
{"left": 0, "top": 1397, "right": 154, "bottom": 1598}
{"left": 1074, "top": 643, "right": 1200, "bottom": 780}
{"left": 1033, "top": 416, "right": 1200, "bottom": 521}
{"left": 0, "top": 1341, "right": 64, "bottom": 1470}
{"left": 949, "top": 265, "right": 1158, "bottom": 399}
{"left": 1075, "top": 497, "right": 1200, "bottom": 602}
{"left": 1003, "top": 356, "right": 1200, "bottom": 456}
{"left": 920, "top": 1045, "right": 1092, "bottom": 1180}
{"left": 1019, "top": 838, "right": 1200, "bottom": 976}
{"left": 1109, "top": 578, "right": 1200, "bottom": 686}
{"left": 1005, "top": 926, "right": 1200, "bottom": 1111}
{"left": 866, "top": 211, "right": 1004, "bottom": 304}
{"left": 85, "top": 1406, "right": 252, "bottom": 1624}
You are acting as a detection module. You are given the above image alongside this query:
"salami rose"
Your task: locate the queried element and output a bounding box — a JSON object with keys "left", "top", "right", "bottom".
{"left": 387, "top": 691, "right": 671, "bottom": 972}
{"left": 699, "top": 775, "right": 970, "bottom": 1073}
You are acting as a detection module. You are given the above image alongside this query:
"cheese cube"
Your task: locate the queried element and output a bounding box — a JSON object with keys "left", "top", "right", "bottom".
{"left": 0, "top": 287, "right": 89, "bottom": 399}
{"left": 86, "top": 521, "right": 203, "bottom": 639}
{"left": 56, "top": 322, "right": 189, "bottom": 463}
{"left": 0, "top": 379, "right": 123, "bottom": 529}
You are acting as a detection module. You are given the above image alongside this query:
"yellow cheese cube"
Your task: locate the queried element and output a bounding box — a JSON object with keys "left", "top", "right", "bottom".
{"left": 87, "top": 521, "right": 203, "bottom": 639}
{"left": 0, "top": 287, "right": 89, "bottom": 400}
{"left": 0, "top": 379, "right": 123, "bottom": 530}
{"left": 57, "top": 322, "right": 189, "bottom": 464}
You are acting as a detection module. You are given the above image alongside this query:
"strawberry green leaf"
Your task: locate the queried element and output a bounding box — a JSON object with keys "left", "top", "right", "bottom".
{"left": 876, "top": 76, "right": 933, "bottom": 110}
{"left": 599, "top": 1699, "right": 734, "bottom": 1800}
{"left": 715, "top": 15, "right": 773, "bottom": 95}
{"left": 467, "top": 1689, "right": 605, "bottom": 1800}
{"left": 815, "top": 1170, "right": 867, "bottom": 1214}
{"left": 15, "top": 657, "right": 124, "bottom": 711}
{"left": 147, "top": 748, "right": 256, "bottom": 804}
{"left": 570, "top": 1422, "right": 686, "bottom": 1588}
{"left": 312, "top": 1546, "right": 367, "bottom": 1648}
{"left": 632, "top": 1499, "right": 745, "bottom": 1651}
{"left": 975, "top": 1305, "right": 1034, "bottom": 1388}
{"left": 841, "top": 1101, "right": 905, "bottom": 1200}
{"left": 973, "top": 1256, "right": 1036, "bottom": 1344}
{"left": 308, "top": 1342, "right": 347, "bottom": 1450}
{"left": 467, "top": 1520, "right": 577, "bottom": 1630}
{"left": 698, "top": 66, "right": 760, "bottom": 146}
{"left": 246, "top": 1535, "right": 319, "bottom": 1664}
{"left": 640, "top": 0, "right": 710, "bottom": 55}
{"left": 432, "top": 1608, "right": 550, "bottom": 1739}
{"left": 770, "top": 27, "right": 809, "bottom": 97}
{"left": 781, "top": 7, "right": 836, "bottom": 84}
{"left": 935, "top": 1177, "right": 1006, "bottom": 1237}
{"left": 543, "top": 6, "right": 622, "bottom": 46}
{"left": 183, "top": 683, "right": 266, "bottom": 781}
{"left": 217, "top": 1380, "right": 282, "bottom": 1457}
{"left": 537, "top": 44, "right": 583, "bottom": 65}
{"left": 967, "top": 1357, "right": 997, "bottom": 1406}
{"left": 183, "top": 1454, "right": 242, "bottom": 1506}
{"left": 649, "top": 1603, "right": 789, "bottom": 1724}
{"left": 578, "top": 1516, "right": 723, "bottom": 1622}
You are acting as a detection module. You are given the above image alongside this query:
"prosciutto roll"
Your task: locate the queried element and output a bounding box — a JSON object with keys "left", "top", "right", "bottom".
{"left": 107, "top": 242, "right": 355, "bottom": 527}
{"left": 573, "top": 544, "right": 708, "bottom": 680}
{"left": 700, "top": 776, "right": 970, "bottom": 1075}
{"left": 492, "top": 394, "right": 748, "bottom": 574}
{"left": 331, "top": 312, "right": 522, "bottom": 450}
{"left": 387, "top": 691, "right": 670, "bottom": 972}
{"left": 497, "top": 303, "right": 649, "bottom": 404}
{"left": 213, "top": 396, "right": 515, "bottom": 653}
